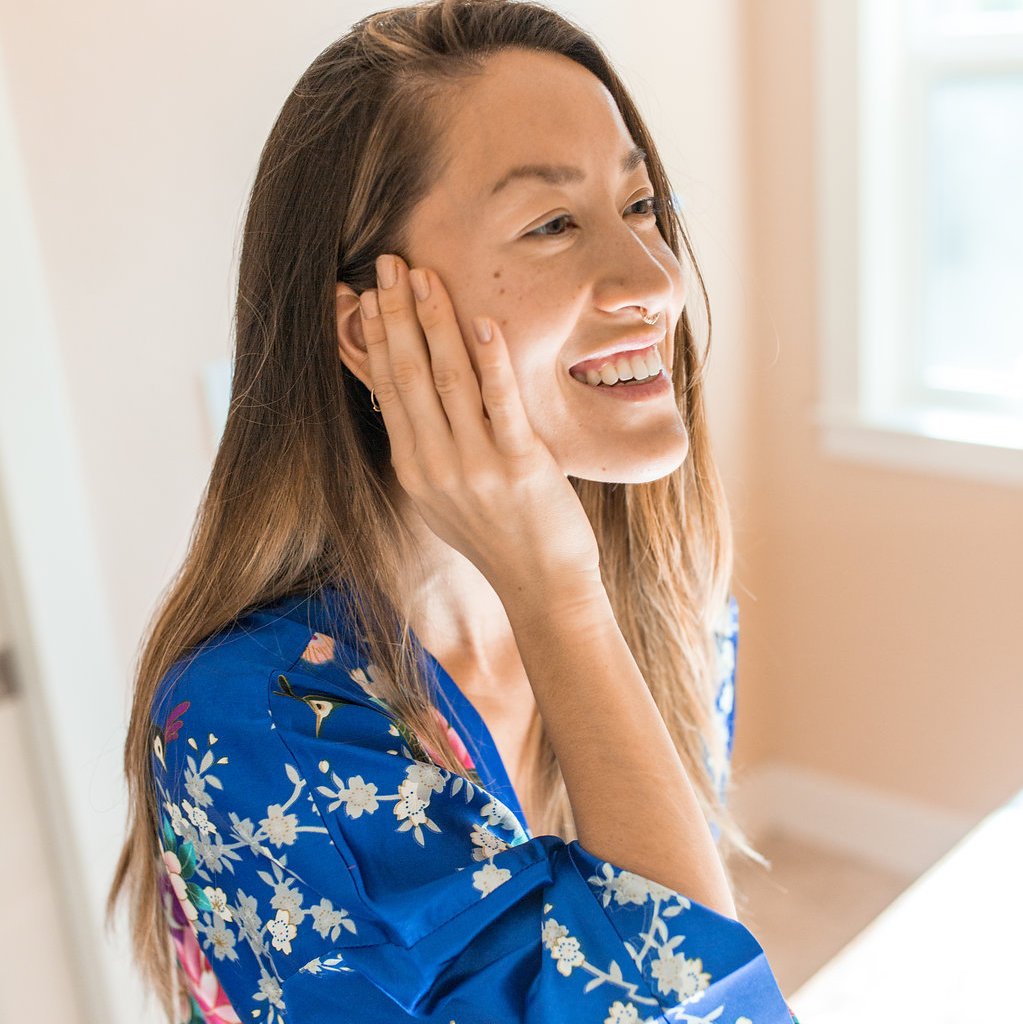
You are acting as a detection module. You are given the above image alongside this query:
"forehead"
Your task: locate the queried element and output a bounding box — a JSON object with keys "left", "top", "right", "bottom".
{"left": 430, "top": 47, "right": 640, "bottom": 201}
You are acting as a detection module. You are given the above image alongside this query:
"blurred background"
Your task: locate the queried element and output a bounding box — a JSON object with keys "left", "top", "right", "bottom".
{"left": 0, "top": 1, "right": 1020, "bottom": 1021}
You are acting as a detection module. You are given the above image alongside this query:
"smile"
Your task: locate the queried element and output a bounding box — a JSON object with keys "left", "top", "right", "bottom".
{"left": 569, "top": 344, "right": 664, "bottom": 387}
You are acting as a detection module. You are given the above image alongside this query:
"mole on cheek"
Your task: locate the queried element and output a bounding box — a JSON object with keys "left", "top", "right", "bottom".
{"left": 498, "top": 287, "right": 505, "bottom": 295}
{"left": 492, "top": 269, "right": 502, "bottom": 279}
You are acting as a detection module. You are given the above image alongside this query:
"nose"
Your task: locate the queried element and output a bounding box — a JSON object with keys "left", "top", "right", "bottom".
{"left": 590, "top": 219, "right": 680, "bottom": 321}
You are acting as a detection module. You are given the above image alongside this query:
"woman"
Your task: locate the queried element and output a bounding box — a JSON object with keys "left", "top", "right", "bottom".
{"left": 107, "top": 2, "right": 799, "bottom": 1021}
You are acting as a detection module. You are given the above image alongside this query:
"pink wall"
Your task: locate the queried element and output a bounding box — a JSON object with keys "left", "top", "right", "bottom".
{"left": 732, "top": 0, "right": 1023, "bottom": 818}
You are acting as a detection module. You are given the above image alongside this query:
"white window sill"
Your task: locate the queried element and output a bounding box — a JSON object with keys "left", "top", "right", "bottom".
{"left": 815, "top": 407, "right": 1023, "bottom": 487}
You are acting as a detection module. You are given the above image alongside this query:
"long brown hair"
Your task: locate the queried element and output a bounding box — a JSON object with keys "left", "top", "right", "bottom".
{"left": 107, "top": 1, "right": 765, "bottom": 1018}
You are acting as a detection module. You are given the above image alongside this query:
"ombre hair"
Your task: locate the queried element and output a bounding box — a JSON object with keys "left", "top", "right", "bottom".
{"left": 107, "top": 1, "right": 765, "bottom": 1018}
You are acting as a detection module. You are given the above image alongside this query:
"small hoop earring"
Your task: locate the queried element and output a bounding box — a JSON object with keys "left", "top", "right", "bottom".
{"left": 370, "top": 387, "right": 380, "bottom": 412}
{"left": 639, "top": 308, "right": 660, "bottom": 326}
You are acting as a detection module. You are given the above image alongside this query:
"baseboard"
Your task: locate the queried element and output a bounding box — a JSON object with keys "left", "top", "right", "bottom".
{"left": 729, "top": 760, "right": 977, "bottom": 878}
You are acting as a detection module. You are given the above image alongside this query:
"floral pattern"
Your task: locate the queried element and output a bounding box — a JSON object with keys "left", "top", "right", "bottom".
{"left": 148, "top": 587, "right": 797, "bottom": 1023}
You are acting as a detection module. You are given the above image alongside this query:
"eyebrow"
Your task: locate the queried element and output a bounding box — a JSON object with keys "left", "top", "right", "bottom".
{"left": 488, "top": 145, "right": 648, "bottom": 196}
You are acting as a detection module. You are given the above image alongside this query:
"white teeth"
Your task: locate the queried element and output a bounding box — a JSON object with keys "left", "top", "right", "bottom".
{"left": 572, "top": 346, "right": 664, "bottom": 387}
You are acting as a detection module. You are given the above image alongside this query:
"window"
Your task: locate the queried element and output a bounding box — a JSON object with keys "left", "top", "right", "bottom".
{"left": 815, "top": 0, "right": 1023, "bottom": 485}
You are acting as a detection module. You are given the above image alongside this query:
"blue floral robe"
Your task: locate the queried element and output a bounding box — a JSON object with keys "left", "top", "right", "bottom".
{"left": 149, "top": 585, "right": 799, "bottom": 1023}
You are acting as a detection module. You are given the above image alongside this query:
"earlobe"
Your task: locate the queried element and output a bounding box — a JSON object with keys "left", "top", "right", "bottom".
{"left": 335, "top": 281, "right": 372, "bottom": 388}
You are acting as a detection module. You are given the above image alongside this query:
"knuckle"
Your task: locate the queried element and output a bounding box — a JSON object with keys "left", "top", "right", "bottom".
{"left": 392, "top": 462, "right": 423, "bottom": 496}
{"left": 389, "top": 359, "right": 423, "bottom": 391}
{"left": 423, "top": 464, "right": 461, "bottom": 494}
{"left": 361, "top": 322, "right": 388, "bottom": 346}
{"left": 379, "top": 300, "right": 416, "bottom": 326}
{"left": 372, "top": 379, "right": 400, "bottom": 405}
{"left": 431, "top": 366, "right": 462, "bottom": 396}
{"left": 479, "top": 379, "right": 509, "bottom": 411}
{"left": 416, "top": 301, "right": 446, "bottom": 330}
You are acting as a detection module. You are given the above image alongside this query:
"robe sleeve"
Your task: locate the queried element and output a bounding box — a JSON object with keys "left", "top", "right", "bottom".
{"left": 270, "top": 647, "right": 798, "bottom": 1023}
{"left": 710, "top": 593, "right": 740, "bottom": 810}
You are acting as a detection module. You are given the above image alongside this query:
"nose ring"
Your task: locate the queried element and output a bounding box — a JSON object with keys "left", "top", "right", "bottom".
{"left": 639, "top": 308, "right": 660, "bottom": 325}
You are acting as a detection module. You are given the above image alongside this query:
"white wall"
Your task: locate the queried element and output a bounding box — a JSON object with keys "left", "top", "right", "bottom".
{"left": 0, "top": 2, "right": 750, "bottom": 1019}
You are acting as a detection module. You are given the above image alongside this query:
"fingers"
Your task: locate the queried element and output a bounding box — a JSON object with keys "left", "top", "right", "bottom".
{"left": 470, "top": 316, "right": 536, "bottom": 460}
{"left": 363, "top": 255, "right": 459, "bottom": 473}
{"left": 406, "top": 266, "right": 492, "bottom": 455}
{"left": 359, "top": 252, "right": 537, "bottom": 482}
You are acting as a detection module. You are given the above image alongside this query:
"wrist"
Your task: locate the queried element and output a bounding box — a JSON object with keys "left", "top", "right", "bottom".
{"left": 495, "top": 568, "right": 612, "bottom": 635}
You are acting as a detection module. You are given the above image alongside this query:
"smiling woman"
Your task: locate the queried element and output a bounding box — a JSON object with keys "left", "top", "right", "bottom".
{"left": 107, "top": 2, "right": 798, "bottom": 1023}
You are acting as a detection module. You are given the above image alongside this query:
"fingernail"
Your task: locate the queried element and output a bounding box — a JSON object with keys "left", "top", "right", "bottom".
{"left": 473, "top": 316, "right": 493, "bottom": 343}
{"left": 376, "top": 254, "right": 397, "bottom": 289}
{"left": 359, "top": 289, "right": 380, "bottom": 318}
{"left": 409, "top": 267, "right": 430, "bottom": 302}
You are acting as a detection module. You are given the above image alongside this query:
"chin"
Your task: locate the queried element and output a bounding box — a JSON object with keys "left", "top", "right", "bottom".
{"left": 570, "top": 430, "right": 690, "bottom": 484}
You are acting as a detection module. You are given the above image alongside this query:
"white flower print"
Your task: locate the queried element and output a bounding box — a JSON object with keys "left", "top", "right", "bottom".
{"left": 716, "top": 668, "right": 735, "bottom": 716}
{"left": 610, "top": 871, "right": 655, "bottom": 907}
{"left": 712, "top": 594, "right": 739, "bottom": 639}
{"left": 317, "top": 773, "right": 381, "bottom": 817}
{"left": 470, "top": 822, "right": 510, "bottom": 862}
{"left": 194, "top": 830, "right": 236, "bottom": 875}
{"left": 480, "top": 797, "right": 522, "bottom": 833}
{"left": 253, "top": 967, "right": 284, "bottom": 1009}
{"left": 228, "top": 812, "right": 272, "bottom": 858}
{"left": 604, "top": 1001, "right": 641, "bottom": 1024}
{"left": 197, "top": 916, "right": 238, "bottom": 962}
{"left": 266, "top": 908, "right": 298, "bottom": 955}
{"left": 649, "top": 943, "right": 711, "bottom": 1005}
{"left": 269, "top": 876, "right": 306, "bottom": 925}
{"left": 588, "top": 862, "right": 690, "bottom": 912}
{"left": 299, "top": 953, "right": 350, "bottom": 976}
{"left": 203, "top": 886, "right": 234, "bottom": 921}
{"left": 472, "top": 861, "right": 512, "bottom": 896}
{"left": 182, "top": 798, "right": 216, "bottom": 836}
{"left": 260, "top": 803, "right": 299, "bottom": 847}
{"left": 405, "top": 762, "right": 447, "bottom": 794}
{"left": 541, "top": 918, "right": 568, "bottom": 949}
{"left": 309, "top": 897, "right": 358, "bottom": 941}
{"left": 165, "top": 799, "right": 196, "bottom": 844}
{"left": 232, "top": 890, "right": 265, "bottom": 950}
{"left": 541, "top": 915, "right": 585, "bottom": 977}
{"left": 548, "top": 933, "right": 585, "bottom": 977}
{"left": 184, "top": 764, "right": 213, "bottom": 808}
{"left": 344, "top": 775, "right": 381, "bottom": 816}
{"left": 394, "top": 778, "right": 441, "bottom": 845}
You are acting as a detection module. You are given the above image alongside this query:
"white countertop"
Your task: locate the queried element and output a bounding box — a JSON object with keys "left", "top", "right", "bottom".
{"left": 789, "top": 786, "right": 1023, "bottom": 1021}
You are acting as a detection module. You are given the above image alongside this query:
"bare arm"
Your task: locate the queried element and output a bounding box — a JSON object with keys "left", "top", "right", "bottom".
{"left": 500, "top": 574, "right": 737, "bottom": 920}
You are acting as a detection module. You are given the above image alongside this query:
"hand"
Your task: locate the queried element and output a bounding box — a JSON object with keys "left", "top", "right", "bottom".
{"left": 359, "top": 253, "right": 602, "bottom": 597}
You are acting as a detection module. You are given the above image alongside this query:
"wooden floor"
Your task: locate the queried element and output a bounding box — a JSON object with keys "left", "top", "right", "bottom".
{"left": 729, "top": 826, "right": 916, "bottom": 999}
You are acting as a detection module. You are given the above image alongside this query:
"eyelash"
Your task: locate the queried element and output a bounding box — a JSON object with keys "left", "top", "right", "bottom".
{"left": 526, "top": 195, "right": 668, "bottom": 238}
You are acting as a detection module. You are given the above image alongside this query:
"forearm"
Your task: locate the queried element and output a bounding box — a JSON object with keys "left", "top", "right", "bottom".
{"left": 498, "top": 575, "right": 738, "bottom": 920}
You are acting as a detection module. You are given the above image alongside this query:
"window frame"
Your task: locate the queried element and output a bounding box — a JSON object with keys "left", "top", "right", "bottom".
{"left": 814, "top": 0, "right": 1023, "bottom": 486}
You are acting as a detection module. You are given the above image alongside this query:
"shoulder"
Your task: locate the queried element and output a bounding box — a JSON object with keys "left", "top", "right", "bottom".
{"left": 149, "top": 589, "right": 384, "bottom": 778}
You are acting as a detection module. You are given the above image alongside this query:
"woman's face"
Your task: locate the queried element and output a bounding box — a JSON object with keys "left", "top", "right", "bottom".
{"left": 393, "top": 47, "right": 689, "bottom": 483}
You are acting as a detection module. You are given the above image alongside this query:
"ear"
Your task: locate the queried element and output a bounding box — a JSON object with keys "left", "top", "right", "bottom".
{"left": 335, "top": 282, "right": 373, "bottom": 389}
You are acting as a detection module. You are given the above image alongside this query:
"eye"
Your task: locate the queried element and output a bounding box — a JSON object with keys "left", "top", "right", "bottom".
{"left": 528, "top": 194, "right": 671, "bottom": 238}
{"left": 627, "top": 195, "right": 667, "bottom": 218}
{"left": 528, "top": 214, "right": 577, "bottom": 239}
